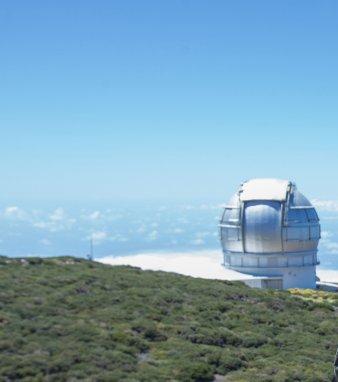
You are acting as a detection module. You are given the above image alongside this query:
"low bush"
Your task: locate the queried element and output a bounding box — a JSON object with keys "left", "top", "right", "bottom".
{"left": 0, "top": 257, "right": 337, "bottom": 381}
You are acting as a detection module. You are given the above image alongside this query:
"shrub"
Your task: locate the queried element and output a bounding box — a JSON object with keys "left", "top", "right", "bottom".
{"left": 0, "top": 256, "right": 337, "bottom": 381}
{"left": 179, "top": 362, "right": 214, "bottom": 382}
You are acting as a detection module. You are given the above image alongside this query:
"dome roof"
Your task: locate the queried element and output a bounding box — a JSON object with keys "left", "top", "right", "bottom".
{"left": 240, "top": 178, "right": 290, "bottom": 201}
{"left": 220, "top": 178, "right": 320, "bottom": 255}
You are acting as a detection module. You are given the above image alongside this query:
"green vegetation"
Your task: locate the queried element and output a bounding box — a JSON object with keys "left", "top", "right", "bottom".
{"left": 0, "top": 256, "right": 337, "bottom": 381}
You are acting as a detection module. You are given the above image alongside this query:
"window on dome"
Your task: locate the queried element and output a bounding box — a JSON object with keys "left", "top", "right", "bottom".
{"left": 222, "top": 226, "right": 241, "bottom": 241}
{"left": 287, "top": 208, "right": 307, "bottom": 224}
{"left": 306, "top": 208, "right": 318, "bottom": 222}
{"left": 286, "top": 226, "right": 309, "bottom": 241}
{"left": 221, "top": 208, "right": 240, "bottom": 226}
{"left": 309, "top": 225, "right": 320, "bottom": 240}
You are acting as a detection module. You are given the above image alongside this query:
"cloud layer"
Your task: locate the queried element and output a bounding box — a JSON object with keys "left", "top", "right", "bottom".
{"left": 1, "top": 200, "right": 338, "bottom": 270}
{"left": 99, "top": 250, "right": 256, "bottom": 280}
{"left": 98, "top": 250, "right": 338, "bottom": 283}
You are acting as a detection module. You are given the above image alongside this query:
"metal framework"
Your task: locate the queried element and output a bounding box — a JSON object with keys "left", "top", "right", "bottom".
{"left": 219, "top": 179, "right": 321, "bottom": 289}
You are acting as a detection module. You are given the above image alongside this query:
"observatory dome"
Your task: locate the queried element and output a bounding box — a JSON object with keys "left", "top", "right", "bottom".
{"left": 219, "top": 179, "right": 321, "bottom": 289}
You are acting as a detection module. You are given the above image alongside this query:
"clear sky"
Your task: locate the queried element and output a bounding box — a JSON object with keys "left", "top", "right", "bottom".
{"left": 1, "top": 1, "right": 338, "bottom": 202}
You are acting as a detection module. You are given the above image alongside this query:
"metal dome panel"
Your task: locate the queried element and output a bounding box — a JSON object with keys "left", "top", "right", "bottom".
{"left": 243, "top": 201, "right": 283, "bottom": 253}
{"left": 220, "top": 178, "right": 320, "bottom": 261}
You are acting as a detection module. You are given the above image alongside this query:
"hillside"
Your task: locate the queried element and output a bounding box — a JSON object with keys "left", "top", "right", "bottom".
{"left": 0, "top": 257, "right": 337, "bottom": 382}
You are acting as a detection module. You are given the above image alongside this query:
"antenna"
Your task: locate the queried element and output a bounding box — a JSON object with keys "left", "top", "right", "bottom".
{"left": 87, "top": 237, "right": 94, "bottom": 261}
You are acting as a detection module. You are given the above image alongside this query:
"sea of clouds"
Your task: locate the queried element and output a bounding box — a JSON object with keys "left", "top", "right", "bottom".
{"left": 0, "top": 199, "right": 338, "bottom": 282}
{"left": 98, "top": 249, "right": 338, "bottom": 283}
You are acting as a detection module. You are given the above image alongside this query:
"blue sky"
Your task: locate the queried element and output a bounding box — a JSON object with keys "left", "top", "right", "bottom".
{"left": 1, "top": 1, "right": 338, "bottom": 201}
{"left": 1, "top": 1, "right": 338, "bottom": 264}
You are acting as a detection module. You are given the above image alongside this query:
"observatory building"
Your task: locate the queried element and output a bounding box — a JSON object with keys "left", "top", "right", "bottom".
{"left": 219, "top": 179, "right": 321, "bottom": 289}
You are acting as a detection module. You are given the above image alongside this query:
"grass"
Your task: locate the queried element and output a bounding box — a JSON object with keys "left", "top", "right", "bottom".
{"left": 0, "top": 256, "right": 337, "bottom": 381}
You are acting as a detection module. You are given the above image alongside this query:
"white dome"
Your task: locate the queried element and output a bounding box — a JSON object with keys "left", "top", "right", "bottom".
{"left": 220, "top": 179, "right": 320, "bottom": 278}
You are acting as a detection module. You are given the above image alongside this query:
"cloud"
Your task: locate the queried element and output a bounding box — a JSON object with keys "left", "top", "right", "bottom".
{"left": 98, "top": 250, "right": 250, "bottom": 280}
{"left": 3, "top": 206, "right": 27, "bottom": 220}
{"left": 319, "top": 230, "right": 338, "bottom": 254}
{"left": 104, "top": 211, "right": 125, "bottom": 222}
{"left": 189, "top": 231, "right": 213, "bottom": 246}
{"left": 311, "top": 199, "right": 338, "bottom": 212}
{"left": 83, "top": 210, "right": 102, "bottom": 221}
{"left": 33, "top": 207, "right": 76, "bottom": 232}
{"left": 190, "top": 238, "right": 205, "bottom": 246}
{"left": 321, "top": 230, "right": 333, "bottom": 240}
{"left": 98, "top": 250, "right": 338, "bottom": 283}
{"left": 181, "top": 203, "right": 223, "bottom": 211}
{"left": 86, "top": 231, "right": 128, "bottom": 244}
{"left": 33, "top": 221, "right": 49, "bottom": 229}
{"left": 89, "top": 211, "right": 102, "bottom": 220}
{"left": 110, "top": 234, "right": 128, "bottom": 243}
{"left": 198, "top": 203, "right": 223, "bottom": 211}
{"left": 321, "top": 241, "right": 338, "bottom": 255}
{"left": 317, "top": 269, "right": 338, "bottom": 283}
{"left": 136, "top": 225, "right": 147, "bottom": 234}
{"left": 146, "top": 230, "right": 158, "bottom": 241}
{"left": 50, "top": 208, "right": 66, "bottom": 222}
{"left": 89, "top": 231, "right": 108, "bottom": 244}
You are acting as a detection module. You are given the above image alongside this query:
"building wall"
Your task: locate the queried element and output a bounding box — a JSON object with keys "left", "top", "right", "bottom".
{"left": 227, "top": 262, "right": 316, "bottom": 289}
{"left": 281, "top": 266, "right": 316, "bottom": 289}
{"left": 242, "top": 278, "right": 283, "bottom": 289}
